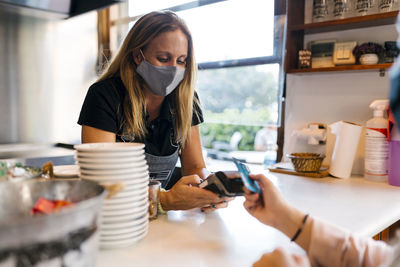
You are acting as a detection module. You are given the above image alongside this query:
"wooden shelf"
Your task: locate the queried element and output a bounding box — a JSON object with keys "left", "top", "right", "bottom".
{"left": 287, "top": 63, "right": 393, "bottom": 74}
{"left": 289, "top": 11, "right": 399, "bottom": 34}
{"left": 284, "top": 0, "right": 398, "bottom": 73}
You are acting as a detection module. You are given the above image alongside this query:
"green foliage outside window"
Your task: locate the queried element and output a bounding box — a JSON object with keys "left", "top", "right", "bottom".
{"left": 198, "top": 66, "right": 278, "bottom": 115}
{"left": 203, "top": 107, "right": 273, "bottom": 125}
{"left": 197, "top": 65, "right": 279, "bottom": 151}
{"left": 200, "top": 122, "right": 263, "bottom": 151}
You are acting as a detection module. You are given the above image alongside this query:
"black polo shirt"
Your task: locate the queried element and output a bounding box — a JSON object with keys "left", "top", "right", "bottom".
{"left": 77, "top": 77, "right": 203, "bottom": 156}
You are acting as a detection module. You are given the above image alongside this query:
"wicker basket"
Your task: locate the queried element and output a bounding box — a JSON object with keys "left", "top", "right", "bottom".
{"left": 287, "top": 153, "right": 325, "bottom": 173}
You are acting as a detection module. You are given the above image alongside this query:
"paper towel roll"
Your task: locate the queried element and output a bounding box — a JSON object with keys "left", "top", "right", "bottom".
{"left": 328, "top": 121, "right": 362, "bottom": 178}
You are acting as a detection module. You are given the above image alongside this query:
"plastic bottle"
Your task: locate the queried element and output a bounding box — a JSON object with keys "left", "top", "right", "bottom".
{"left": 389, "top": 123, "right": 400, "bottom": 186}
{"left": 364, "top": 99, "right": 389, "bottom": 182}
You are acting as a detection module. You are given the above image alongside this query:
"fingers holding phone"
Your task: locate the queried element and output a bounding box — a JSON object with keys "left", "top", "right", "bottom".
{"left": 162, "top": 175, "right": 224, "bottom": 210}
{"left": 243, "top": 173, "right": 293, "bottom": 228}
{"left": 199, "top": 158, "right": 262, "bottom": 198}
{"left": 199, "top": 171, "right": 244, "bottom": 197}
{"left": 232, "top": 158, "right": 261, "bottom": 194}
{"left": 200, "top": 197, "right": 234, "bottom": 213}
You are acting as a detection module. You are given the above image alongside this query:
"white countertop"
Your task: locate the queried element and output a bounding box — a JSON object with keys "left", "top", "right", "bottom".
{"left": 97, "top": 197, "right": 299, "bottom": 267}
{"left": 97, "top": 164, "right": 400, "bottom": 267}
{"left": 274, "top": 174, "right": 400, "bottom": 237}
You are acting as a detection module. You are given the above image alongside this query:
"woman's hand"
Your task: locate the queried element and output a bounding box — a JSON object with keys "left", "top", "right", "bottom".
{"left": 243, "top": 173, "right": 291, "bottom": 227}
{"left": 253, "top": 248, "right": 310, "bottom": 267}
{"left": 160, "top": 174, "right": 233, "bottom": 211}
{"left": 243, "top": 174, "right": 311, "bottom": 252}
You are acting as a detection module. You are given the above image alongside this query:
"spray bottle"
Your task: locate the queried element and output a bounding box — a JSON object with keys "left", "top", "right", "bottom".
{"left": 364, "top": 99, "right": 389, "bottom": 182}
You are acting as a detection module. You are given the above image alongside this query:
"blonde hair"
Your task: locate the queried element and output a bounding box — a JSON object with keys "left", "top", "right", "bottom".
{"left": 98, "top": 11, "right": 198, "bottom": 147}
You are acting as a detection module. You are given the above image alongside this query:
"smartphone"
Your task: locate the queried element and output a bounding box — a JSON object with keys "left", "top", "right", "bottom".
{"left": 232, "top": 157, "right": 261, "bottom": 194}
{"left": 199, "top": 171, "right": 244, "bottom": 197}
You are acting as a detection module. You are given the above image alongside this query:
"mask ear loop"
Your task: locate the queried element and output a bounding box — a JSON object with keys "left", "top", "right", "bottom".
{"left": 139, "top": 49, "right": 146, "bottom": 61}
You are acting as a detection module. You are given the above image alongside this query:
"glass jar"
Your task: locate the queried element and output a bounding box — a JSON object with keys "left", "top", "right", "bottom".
{"left": 355, "top": 0, "right": 379, "bottom": 16}
{"left": 379, "top": 0, "right": 398, "bottom": 12}
{"left": 333, "top": 0, "right": 355, "bottom": 19}
{"left": 384, "top": 41, "right": 399, "bottom": 63}
{"left": 313, "top": 0, "right": 330, "bottom": 22}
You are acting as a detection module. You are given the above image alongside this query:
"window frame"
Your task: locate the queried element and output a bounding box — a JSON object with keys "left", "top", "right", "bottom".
{"left": 104, "top": 0, "right": 286, "bottom": 160}
{"left": 112, "top": 0, "right": 284, "bottom": 70}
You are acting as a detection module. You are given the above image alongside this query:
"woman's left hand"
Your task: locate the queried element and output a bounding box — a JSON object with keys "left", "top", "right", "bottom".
{"left": 253, "top": 248, "right": 310, "bottom": 267}
{"left": 200, "top": 196, "right": 234, "bottom": 213}
{"left": 160, "top": 174, "right": 233, "bottom": 211}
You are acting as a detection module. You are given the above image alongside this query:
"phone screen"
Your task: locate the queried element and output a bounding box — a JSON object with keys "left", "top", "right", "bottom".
{"left": 232, "top": 157, "right": 261, "bottom": 194}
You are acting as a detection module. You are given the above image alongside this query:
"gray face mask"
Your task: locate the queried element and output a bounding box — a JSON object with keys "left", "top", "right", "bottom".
{"left": 136, "top": 51, "right": 186, "bottom": 96}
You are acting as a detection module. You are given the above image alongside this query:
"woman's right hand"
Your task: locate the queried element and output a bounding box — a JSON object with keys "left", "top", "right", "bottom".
{"left": 243, "top": 174, "right": 291, "bottom": 228}
{"left": 244, "top": 174, "right": 312, "bottom": 253}
{"left": 160, "top": 174, "right": 232, "bottom": 211}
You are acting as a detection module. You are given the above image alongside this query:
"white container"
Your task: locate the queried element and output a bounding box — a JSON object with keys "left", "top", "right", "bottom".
{"left": 329, "top": 121, "right": 362, "bottom": 178}
{"left": 364, "top": 99, "right": 389, "bottom": 182}
{"left": 359, "top": 53, "right": 379, "bottom": 65}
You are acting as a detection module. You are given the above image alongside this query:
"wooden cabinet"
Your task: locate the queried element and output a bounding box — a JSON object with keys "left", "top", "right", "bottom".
{"left": 285, "top": 0, "right": 399, "bottom": 74}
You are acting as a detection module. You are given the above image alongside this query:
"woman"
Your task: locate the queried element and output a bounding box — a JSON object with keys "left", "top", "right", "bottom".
{"left": 78, "top": 11, "right": 230, "bottom": 212}
{"left": 243, "top": 173, "right": 398, "bottom": 267}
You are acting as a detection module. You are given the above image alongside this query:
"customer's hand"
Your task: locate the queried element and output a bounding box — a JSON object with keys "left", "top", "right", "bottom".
{"left": 160, "top": 174, "right": 232, "bottom": 211}
{"left": 253, "top": 248, "right": 310, "bottom": 267}
{"left": 243, "top": 173, "right": 291, "bottom": 228}
{"left": 244, "top": 174, "right": 312, "bottom": 252}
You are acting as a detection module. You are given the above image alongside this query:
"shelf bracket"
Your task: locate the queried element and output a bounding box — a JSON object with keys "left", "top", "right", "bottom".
{"left": 379, "top": 68, "right": 386, "bottom": 77}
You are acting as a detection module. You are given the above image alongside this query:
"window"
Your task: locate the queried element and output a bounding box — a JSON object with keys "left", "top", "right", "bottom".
{"left": 177, "top": 1, "right": 274, "bottom": 62}
{"left": 128, "top": 0, "right": 192, "bottom": 17}
{"left": 197, "top": 64, "right": 279, "bottom": 126}
{"left": 121, "top": 0, "right": 283, "bottom": 163}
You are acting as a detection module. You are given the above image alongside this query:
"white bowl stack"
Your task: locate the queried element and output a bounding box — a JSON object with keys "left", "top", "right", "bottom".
{"left": 74, "top": 142, "right": 149, "bottom": 249}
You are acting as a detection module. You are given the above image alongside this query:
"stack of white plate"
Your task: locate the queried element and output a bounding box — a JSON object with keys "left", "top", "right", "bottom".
{"left": 74, "top": 142, "right": 149, "bottom": 249}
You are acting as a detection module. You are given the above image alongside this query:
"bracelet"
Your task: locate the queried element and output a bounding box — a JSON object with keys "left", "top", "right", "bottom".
{"left": 158, "top": 188, "right": 167, "bottom": 214}
{"left": 291, "top": 214, "right": 309, "bottom": 242}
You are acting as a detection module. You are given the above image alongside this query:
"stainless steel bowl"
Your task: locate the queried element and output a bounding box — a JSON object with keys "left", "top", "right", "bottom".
{"left": 0, "top": 179, "right": 106, "bottom": 266}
